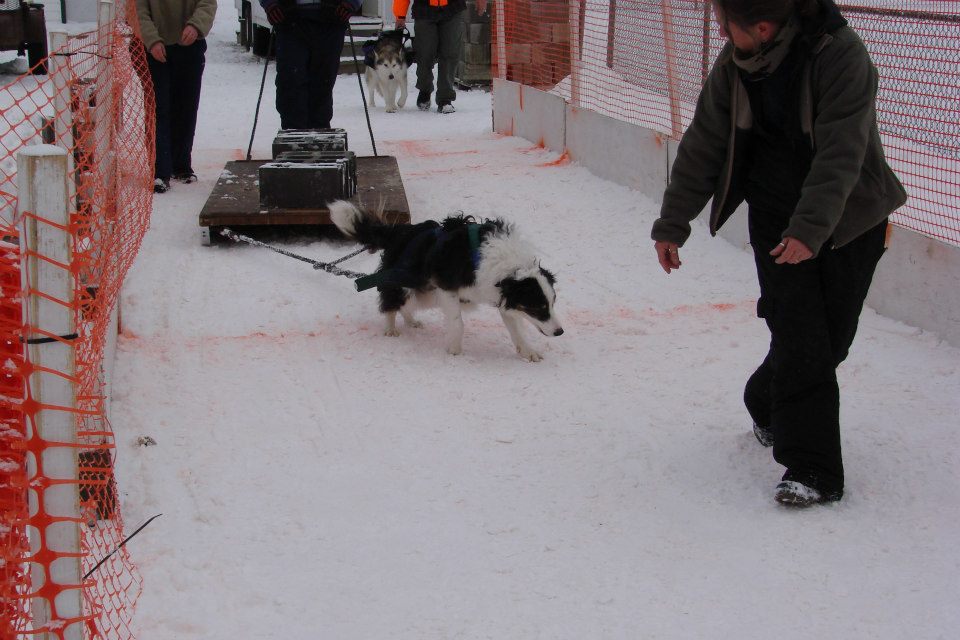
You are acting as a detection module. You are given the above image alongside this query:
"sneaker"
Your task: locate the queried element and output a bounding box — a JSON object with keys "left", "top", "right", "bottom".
{"left": 173, "top": 171, "right": 198, "bottom": 184}
{"left": 774, "top": 480, "right": 842, "bottom": 507}
{"left": 752, "top": 422, "right": 774, "bottom": 447}
{"left": 437, "top": 102, "right": 456, "bottom": 114}
{"left": 153, "top": 178, "right": 170, "bottom": 193}
{"left": 416, "top": 90, "right": 431, "bottom": 111}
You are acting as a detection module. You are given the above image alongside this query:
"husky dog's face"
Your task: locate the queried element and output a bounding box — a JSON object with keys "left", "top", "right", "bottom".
{"left": 375, "top": 49, "right": 406, "bottom": 80}
{"left": 498, "top": 266, "right": 564, "bottom": 337}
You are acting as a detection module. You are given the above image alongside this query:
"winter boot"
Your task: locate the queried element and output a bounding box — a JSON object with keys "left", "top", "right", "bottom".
{"left": 774, "top": 479, "right": 842, "bottom": 507}
{"left": 417, "top": 90, "right": 431, "bottom": 111}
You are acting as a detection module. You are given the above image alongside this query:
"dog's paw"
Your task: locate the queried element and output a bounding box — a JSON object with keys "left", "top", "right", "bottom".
{"left": 406, "top": 319, "right": 423, "bottom": 328}
{"left": 517, "top": 346, "right": 543, "bottom": 362}
{"left": 384, "top": 328, "right": 401, "bottom": 337}
{"left": 446, "top": 344, "right": 463, "bottom": 356}
{"left": 386, "top": 106, "right": 397, "bottom": 113}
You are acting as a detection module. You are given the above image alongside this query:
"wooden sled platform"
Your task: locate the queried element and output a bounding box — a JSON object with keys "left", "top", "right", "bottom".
{"left": 199, "top": 155, "right": 410, "bottom": 245}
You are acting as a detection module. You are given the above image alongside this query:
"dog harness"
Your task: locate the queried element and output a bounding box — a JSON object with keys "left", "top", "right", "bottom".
{"left": 354, "top": 223, "right": 482, "bottom": 292}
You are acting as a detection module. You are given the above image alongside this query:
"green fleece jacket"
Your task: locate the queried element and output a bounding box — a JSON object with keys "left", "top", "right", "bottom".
{"left": 136, "top": 0, "right": 217, "bottom": 49}
{"left": 652, "top": 4, "right": 906, "bottom": 255}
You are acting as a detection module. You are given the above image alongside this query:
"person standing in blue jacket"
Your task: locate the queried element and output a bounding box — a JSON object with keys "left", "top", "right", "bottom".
{"left": 259, "top": 0, "right": 363, "bottom": 129}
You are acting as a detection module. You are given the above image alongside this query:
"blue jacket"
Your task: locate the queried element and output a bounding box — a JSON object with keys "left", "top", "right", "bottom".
{"left": 260, "top": 0, "right": 362, "bottom": 22}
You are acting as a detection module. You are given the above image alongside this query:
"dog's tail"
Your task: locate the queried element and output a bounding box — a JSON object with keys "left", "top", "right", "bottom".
{"left": 329, "top": 199, "right": 394, "bottom": 249}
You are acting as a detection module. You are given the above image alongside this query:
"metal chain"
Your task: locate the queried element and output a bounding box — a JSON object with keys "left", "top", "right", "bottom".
{"left": 219, "top": 228, "right": 369, "bottom": 280}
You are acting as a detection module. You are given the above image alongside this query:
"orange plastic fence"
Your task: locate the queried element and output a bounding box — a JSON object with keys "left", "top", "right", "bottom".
{"left": 1, "top": 1, "right": 153, "bottom": 638}
{"left": 493, "top": 0, "right": 960, "bottom": 246}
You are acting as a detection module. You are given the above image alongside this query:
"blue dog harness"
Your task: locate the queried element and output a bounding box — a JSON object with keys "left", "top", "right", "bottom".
{"left": 354, "top": 223, "right": 482, "bottom": 292}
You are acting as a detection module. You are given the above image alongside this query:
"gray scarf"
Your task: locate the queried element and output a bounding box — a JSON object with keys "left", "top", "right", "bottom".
{"left": 732, "top": 16, "right": 801, "bottom": 80}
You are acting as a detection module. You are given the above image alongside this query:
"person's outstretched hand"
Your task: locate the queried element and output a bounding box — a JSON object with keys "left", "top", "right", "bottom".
{"left": 149, "top": 42, "right": 166, "bottom": 63}
{"left": 770, "top": 236, "right": 813, "bottom": 265}
{"left": 265, "top": 2, "right": 285, "bottom": 25}
{"left": 654, "top": 240, "right": 682, "bottom": 274}
{"left": 180, "top": 25, "right": 199, "bottom": 46}
{"left": 395, "top": 16, "right": 406, "bottom": 28}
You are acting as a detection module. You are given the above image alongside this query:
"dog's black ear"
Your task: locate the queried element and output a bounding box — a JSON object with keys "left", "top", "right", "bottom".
{"left": 539, "top": 266, "right": 556, "bottom": 286}
{"left": 496, "top": 276, "right": 518, "bottom": 294}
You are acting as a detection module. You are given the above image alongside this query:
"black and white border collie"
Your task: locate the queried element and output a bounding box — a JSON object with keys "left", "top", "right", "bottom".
{"left": 329, "top": 201, "right": 563, "bottom": 361}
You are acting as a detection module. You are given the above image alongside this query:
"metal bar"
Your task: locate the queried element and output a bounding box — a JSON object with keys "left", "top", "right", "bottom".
{"left": 605, "top": 0, "right": 615, "bottom": 68}
{"left": 701, "top": 0, "right": 711, "bottom": 85}
{"left": 836, "top": 4, "right": 960, "bottom": 24}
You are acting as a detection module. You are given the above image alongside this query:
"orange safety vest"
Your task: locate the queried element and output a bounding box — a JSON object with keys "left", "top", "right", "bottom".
{"left": 393, "top": 0, "right": 451, "bottom": 18}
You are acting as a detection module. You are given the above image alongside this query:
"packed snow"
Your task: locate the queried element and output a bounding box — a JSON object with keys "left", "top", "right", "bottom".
{"left": 3, "top": 1, "right": 959, "bottom": 638}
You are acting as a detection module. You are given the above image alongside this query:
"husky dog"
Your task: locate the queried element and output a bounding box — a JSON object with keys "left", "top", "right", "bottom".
{"left": 329, "top": 201, "right": 564, "bottom": 361}
{"left": 365, "top": 36, "right": 409, "bottom": 113}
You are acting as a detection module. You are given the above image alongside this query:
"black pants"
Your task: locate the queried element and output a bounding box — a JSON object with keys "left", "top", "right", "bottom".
{"left": 274, "top": 20, "right": 346, "bottom": 130}
{"left": 744, "top": 214, "right": 887, "bottom": 496}
{"left": 413, "top": 9, "right": 465, "bottom": 105}
{"left": 148, "top": 39, "right": 207, "bottom": 180}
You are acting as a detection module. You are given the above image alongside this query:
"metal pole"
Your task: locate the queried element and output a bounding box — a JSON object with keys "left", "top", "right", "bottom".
{"left": 247, "top": 28, "right": 275, "bottom": 161}
{"left": 346, "top": 22, "right": 378, "bottom": 157}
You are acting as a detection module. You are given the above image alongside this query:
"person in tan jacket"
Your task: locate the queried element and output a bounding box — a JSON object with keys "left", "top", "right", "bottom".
{"left": 135, "top": 0, "right": 217, "bottom": 193}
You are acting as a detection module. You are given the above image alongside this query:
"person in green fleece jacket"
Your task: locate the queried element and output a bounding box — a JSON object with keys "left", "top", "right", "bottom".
{"left": 650, "top": 0, "right": 906, "bottom": 507}
{"left": 135, "top": 0, "right": 217, "bottom": 193}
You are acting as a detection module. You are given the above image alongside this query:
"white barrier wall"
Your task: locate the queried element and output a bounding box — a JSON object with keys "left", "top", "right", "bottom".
{"left": 493, "top": 78, "right": 960, "bottom": 346}
{"left": 492, "top": 80, "right": 566, "bottom": 153}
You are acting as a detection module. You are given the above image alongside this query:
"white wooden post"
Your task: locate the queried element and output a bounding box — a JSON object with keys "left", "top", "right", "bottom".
{"left": 96, "top": 0, "right": 117, "bottom": 197}
{"left": 97, "top": 0, "right": 120, "bottom": 422}
{"left": 47, "top": 30, "right": 74, "bottom": 155}
{"left": 18, "top": 146, "right": 82, "bottom": 640}
{"left": 494, "top": 0, "right": 506, "bottom": 80}
{"left": 660, "top": 0, "right": 683, "bottom": 139}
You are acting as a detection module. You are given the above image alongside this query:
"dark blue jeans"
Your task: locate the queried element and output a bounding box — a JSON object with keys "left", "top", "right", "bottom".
{"left": 274, "top": 20, "right": 347, "bottom": 129}
{"left": 147, "top": 39, "right": 207, "bottom": 180}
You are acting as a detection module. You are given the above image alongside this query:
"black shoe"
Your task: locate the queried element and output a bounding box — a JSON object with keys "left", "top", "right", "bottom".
{"left": 752, "top": 422, "right": 774, "bottom": 447}
{"left": 172, "top": 171, "right": 198, "bottom": 184}
{"left": 437, "top": 102, "right": 456, "bottom": 114}
{"left": 417, "top": 90, "right": 431, "bottom": 111}
{"left": 775, "top": 474, "right": 842, "bottom": 507}
{"left": 153, "top": 178, "right": 170, "bottom": 193}
{"left": 773, "top": 469, "right": 843, "bottom": 507}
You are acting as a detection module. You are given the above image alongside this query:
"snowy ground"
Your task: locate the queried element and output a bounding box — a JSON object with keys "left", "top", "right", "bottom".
{"left": 6, "top": 0, "right": 956, "bottom": 637}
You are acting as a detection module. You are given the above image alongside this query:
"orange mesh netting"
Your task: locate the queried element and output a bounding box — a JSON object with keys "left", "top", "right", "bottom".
{"left": 1, "top": 1, "right": 153, "bottom": 637}
{"left": 493, "top": 0, "right": 960, "bottom": 246}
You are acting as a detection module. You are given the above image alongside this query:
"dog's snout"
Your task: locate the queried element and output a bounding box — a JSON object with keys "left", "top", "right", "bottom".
{"left": 388, "top": 74, "right": 395, "bottom": 80}
{"left": 553, "top": 327, "right": 564, "bottom": 337}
